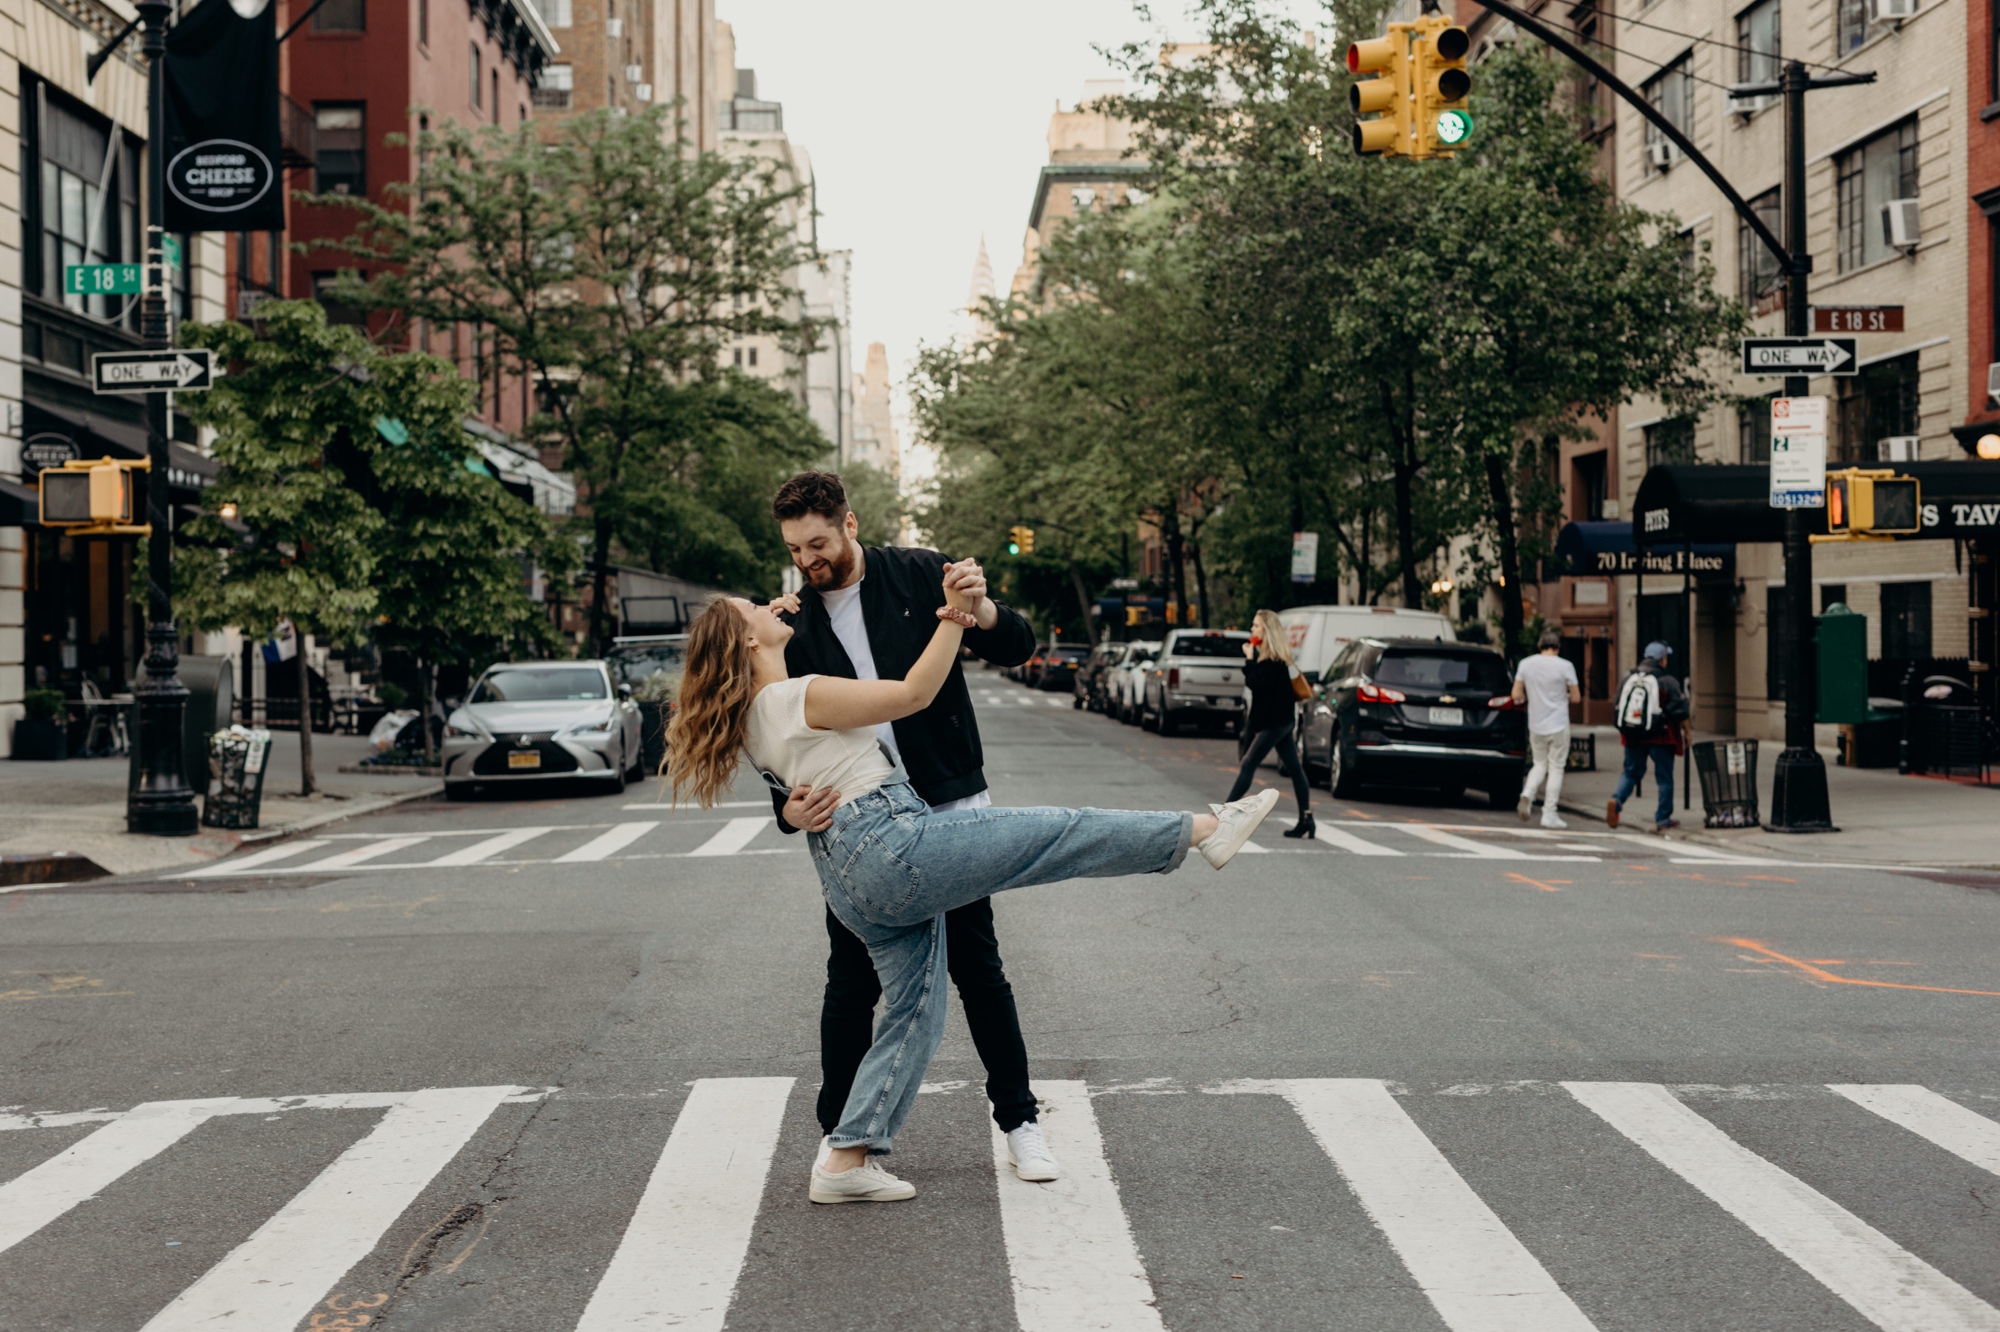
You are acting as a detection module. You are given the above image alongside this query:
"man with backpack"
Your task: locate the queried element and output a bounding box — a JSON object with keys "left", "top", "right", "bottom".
{"left": 1607, "top": 641, "right": 1690, "bottom": 833}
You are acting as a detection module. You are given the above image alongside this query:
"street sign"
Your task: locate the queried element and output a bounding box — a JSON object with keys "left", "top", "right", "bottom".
{"left": 64, "top": 263, "right": 143, "bottom": 296}
{"left": 1812, "top": 305, "right": 1902, "bottom": 334}
{"left": 1741, "top": 337, "right": 1857, "bottom": 376}
{"left": 22, "top": 434, "right": 79, "bottom": 473}
{"left": 1291, "top": 531, "right": 1319, "bottom": 583}
{"left": 1435, "top": 109, "right": 1472, "bottom": 146}
{"left": 162, "top": 235, "right": 181, "bottom": 271}
{"left": 92, "top": 349, "right": 216, "bottom": 395}
{"left": 1769, "top": 395, "right": 1828, "bottom": 509}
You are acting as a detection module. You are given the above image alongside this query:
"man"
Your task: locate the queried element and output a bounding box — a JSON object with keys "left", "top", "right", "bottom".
{"left": 1512, "top": 629, "right": 1581, "bottom": 829}
{"left": 1607, "top": 640, "right": 1690, "bottom": 833}
{"left": 764, "top": 469, "right": 1061, "bottom": 1182}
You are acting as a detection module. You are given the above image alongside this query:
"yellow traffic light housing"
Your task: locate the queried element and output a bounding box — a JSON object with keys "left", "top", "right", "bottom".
{"left": 1349, "top": 16, "right": 1472, "bottom": 160}
{"left": 37, "top": 457, "right": 150, "bottom": 536}
{"left": 1815, "top": 468, "right": 1922, "bottom": 543}
{"left": 1348, "top": 33, "right": 1411, "bottom": 157}
{"left": 1007, "top": 525, "right": 1036, "bottom": 556}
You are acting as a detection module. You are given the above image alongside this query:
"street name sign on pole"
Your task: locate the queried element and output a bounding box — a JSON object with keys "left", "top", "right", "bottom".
{"left": 1811, "top": 305, "right": 1901, "bottom": 333}
{"left": 1741, "top": 337, "right": 1857, "bottom": 376}
{"left": 92, "top": 348, "right": 215, "bottom": 395}
{"left": 1769, "top": 395, "right": 1828, "bottom": 509}
{"left": 1291, "top": 531, "right": 1319, "bottom": 582}
{"left": 65, "top": 263, "right": 144, "bottom": 296}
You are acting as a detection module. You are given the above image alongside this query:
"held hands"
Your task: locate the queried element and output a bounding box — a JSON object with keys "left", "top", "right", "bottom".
{"left": 938, "top": 559, "right": 983, "bottom": 626}
{"left": 781, "top": 782, "right": 839, "bottom": 833}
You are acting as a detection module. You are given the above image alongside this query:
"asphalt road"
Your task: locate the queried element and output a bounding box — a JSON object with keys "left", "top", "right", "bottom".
{"left": 5, "top": 669, "right": 2000, "bottom": 1332}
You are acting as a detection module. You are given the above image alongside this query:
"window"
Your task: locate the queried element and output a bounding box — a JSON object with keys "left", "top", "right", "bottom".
{"left": 534, "top": 65, "right": 573, "bottom": 110}
{"left": 25, "top": 90, "right": 139, "bottom": 327}
{"left": 732, "top": 347, "right": 741, "bottom": 367}
{"left": 492, "top": 70, "right": 500, "bottom": 122}
{"left": 1644, "top": 416, "right": 1696, "bottom": 467}
{"left": 312, "top": 0, "right": 364, "bottom": 30}
{"left": 1880, "top": 581, "right": 1933, "bottom": 659}
{"left": 535, "top": 0, "right": 571, "bottom": 25}
{"left": 1736, "top": 0, "right": 1781, "bottom": 86}
{"left": 1574, "top": 1, "right": 1610, "bottom": 133}
{"left": 313, "top": 104, "right": 365, "bottom": 195}
{"left": 1820, "top": 583, "right": 1848, "bottom": 611}
{"left": 1642, "top": 56, "right": 1692, "bottom": 169}
{"left": 747, "top": 347, "right": 758, "bottom": 368}
{"left": 1836, "top": 352, "right": 1919, "bottom": 462}
{"left": 1572, "top": 451, "right": 1607, "bottom": 521}
{"left": 1738, "top": 187, "right": 1782, "bottom": 311}
{"left": 1836, "top": 0, "right": 1884, "bottom": 57}
{"left": 417, "top": 0, "right": 427, "bottom": 45}
{"left": 1739, "top": 394, "right": 1775, "bottom": 462}
{"left": 312, "top": 272, "right": 363, "bottom": 326}
{"left": 470, "top": 45, "right": 482, "bottom": 111}
{"left": 1837, "top": 121, "right": 1918, "bottom": 270}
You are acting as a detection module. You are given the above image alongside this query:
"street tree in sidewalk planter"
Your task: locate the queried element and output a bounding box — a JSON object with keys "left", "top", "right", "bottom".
{"left": 317, "top": 107, "right": 821, "bottom": 652}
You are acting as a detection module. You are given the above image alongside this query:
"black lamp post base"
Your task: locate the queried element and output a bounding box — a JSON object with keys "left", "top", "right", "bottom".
{"left": 1766, "top": 745, "right": 1838, "bottom": 832}
{"left": 127, "top": 796, "right": 200, "bottom": 836}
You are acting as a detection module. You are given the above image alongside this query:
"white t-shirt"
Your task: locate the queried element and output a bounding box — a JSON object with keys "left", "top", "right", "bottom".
{"left": 1515, "top": 652, "right": 1579, "bottom": 736}
{"left": 744, "top": 676, "right": 893, "bottom": 809}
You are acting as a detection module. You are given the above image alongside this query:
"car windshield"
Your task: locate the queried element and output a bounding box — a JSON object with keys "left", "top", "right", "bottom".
{"left": 1171, "top": 635, "right": 1247, "bottom": 658}
{"left": 1052, "top": 648, "right": 1087, "bottom": 662}
{"left": 607, "top": 641, "right": 686, "bottom": 686}
{"left": 471, "top": 668, "right": 609, "bottom": 703}
{"left": 1373, "top": 652, "right": 1509, "bottom": 693}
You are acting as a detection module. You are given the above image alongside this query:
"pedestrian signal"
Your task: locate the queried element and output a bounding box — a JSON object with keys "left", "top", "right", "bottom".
{"left": 1817, "top": 468, "right": 1921, "bottom": 542}
{"left": 37, "top": 457, "right": 150, "bottom": 535}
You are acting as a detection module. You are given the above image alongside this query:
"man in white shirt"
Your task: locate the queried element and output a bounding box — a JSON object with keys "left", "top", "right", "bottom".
{"left": 1511, "top": 629, "right": 1582, "bottom": 829}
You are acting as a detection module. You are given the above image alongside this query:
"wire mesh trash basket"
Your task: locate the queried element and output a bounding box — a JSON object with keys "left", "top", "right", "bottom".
{"left": 202, "top": 727, "right": 272, "bottom": 830}
{"left": 1692, "top": 738, "right": 1760, "bottom": 828}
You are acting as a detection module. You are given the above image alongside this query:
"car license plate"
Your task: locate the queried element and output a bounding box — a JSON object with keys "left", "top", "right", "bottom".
{"left": 507, "top": 750, "right": 541, "bottom": 770}
{"left": 1427, "top": 706, "right": 1465, "bottom": 727}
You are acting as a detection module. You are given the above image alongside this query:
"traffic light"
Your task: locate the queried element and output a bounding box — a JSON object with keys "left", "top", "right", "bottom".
{"left": 1410, "top": 16, "right": 1472, "bottom": 158}
{"left": 1347, "top": 31, "right": 1411, "bottom": 157}
{"left": 37, "top": 457, "right": 150, "bottom": 536}
{"left": 1818, "top": 468, "right": 1922, "bottom": 542}
{"left": 1008, "top": 525, "right": 1035, "bottom": 556}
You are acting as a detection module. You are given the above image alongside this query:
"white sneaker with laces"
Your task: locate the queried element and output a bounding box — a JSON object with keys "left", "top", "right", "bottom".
{"left": 809, "top": 1157, "right": 917, "bottom": 1204}
{"left": 1541, "top": 813, "right": 1568, "bottom": 829}
{"left": 1198, "top": 789, "right": 1280, "bottom": 869}
{"left": 1006, "top": 1123, "right": 1062, "bottom": 1182}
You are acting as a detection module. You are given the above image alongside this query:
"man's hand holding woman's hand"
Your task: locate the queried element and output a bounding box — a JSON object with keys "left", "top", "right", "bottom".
{"left": 781, "top": 782, "right": 840, "bottom": 832}
{"left": 938, "top": 560, "right": 981, "bottom": 626}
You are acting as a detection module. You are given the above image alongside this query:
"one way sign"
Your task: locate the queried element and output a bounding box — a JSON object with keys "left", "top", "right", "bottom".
{"left": 1740, "top": 337, "right": 1858, "bottom": 377}
{"left": 92, "top": 349, "right": 215, "bottom": 395}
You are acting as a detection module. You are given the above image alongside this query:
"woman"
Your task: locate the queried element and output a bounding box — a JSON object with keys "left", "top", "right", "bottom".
{"left": 1224, "top": 609, "right": 1314, "bottom": 840}
{"left": 665, "top": 565, "right": 1278, "bottom": 1205}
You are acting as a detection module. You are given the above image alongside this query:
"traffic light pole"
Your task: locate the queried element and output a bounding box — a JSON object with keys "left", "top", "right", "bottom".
{"left": 126, "top": 0, "right": 199, "bottom": 836}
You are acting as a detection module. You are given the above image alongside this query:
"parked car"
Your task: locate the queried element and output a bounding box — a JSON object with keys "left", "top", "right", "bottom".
{"left": 1075, "top": 641, "right": 1123, "bottom": 711}
{"left": 1277, "top": 604, "right": 1455, "bottom": 683}
{"left": 1038, "top": 644, "right": 1089, "bottom": 692}
{"left": 441, "top": 660, "right": 644, "bottom": 799}
{"left": 1010, "top": 644, "right": 1047, "bottom": 685}
{"left": 1108, "top": 641, "right": 1161, "bottom": 723}
{"left": 1140, "top": 629, "right": 1253, "bottom": 735}
{"left": 1297, "top": 637, "right": 1525, "bottom": 807}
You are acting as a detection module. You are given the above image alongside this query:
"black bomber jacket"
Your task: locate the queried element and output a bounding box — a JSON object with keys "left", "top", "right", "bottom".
{"left": 770, "top": 545, "right": 1036, "bottom": 827}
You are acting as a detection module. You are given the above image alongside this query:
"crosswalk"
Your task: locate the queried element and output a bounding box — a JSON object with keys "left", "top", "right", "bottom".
{"left": 977, "top": 689, "right": 1080, "bottom": 708}
{"left": 4, "top": 1078, "right": 1996, "bottom": 1330}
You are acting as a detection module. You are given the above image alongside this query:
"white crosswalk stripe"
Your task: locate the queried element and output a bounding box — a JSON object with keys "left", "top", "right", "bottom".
{"left": 179, "top": 841, "right": 332, "bottom": 878}
{"left": 4, "top": 1080, "right": 1999, "bottom": 1330}
{"left": 427, "top": 827, "right": 555, "bottom": 866}
{"left": 303, "top": 836, "right": 434, "bottom": 871}
{"left": 556, "top": 821, "right": 660, "bottom": 863}
{"left": 687, "top": 816, "right": 773, "bottom": 857}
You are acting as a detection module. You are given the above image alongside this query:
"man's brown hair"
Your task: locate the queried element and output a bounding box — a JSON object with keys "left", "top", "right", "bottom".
{"left": 772, "top": 470, "right": 849, "bottom": 524}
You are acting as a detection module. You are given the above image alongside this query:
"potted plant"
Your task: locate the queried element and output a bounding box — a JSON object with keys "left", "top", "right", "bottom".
{"left": 12, "top": 689, "right": 68, "bottom": 761}
{"left": 630, "top": 670, "right": 680, "bottom": 779}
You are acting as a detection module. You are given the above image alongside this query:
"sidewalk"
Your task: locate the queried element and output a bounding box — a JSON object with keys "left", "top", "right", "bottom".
{"left": 1552, "top": 725, "right": 2000, "bottom": 869}
{"left": 0, "top": 731, "right": 439, "bottom": 881}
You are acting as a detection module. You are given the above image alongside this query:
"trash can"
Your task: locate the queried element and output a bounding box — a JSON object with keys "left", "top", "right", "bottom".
{"left": 1691, "top": 738, "right": 1760, "bottom": 828}
{"left": 201, "top": 727, "right": 272, "bottom": 829}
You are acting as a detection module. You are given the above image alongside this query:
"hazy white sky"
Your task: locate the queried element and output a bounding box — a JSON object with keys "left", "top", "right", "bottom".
{"left": 723, "top": 0, "right": 1324, "bottom": 403}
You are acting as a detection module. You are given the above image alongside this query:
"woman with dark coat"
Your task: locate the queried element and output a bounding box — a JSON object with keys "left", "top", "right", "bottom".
{"left": 1224, "top": 608, "right": 1315, "bottom": 839}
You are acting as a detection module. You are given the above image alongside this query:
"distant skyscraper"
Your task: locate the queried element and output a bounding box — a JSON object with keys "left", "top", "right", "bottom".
{"left": 850, "top": 342, "right": 902, "bottom": 482}
{"left": 964, "top": 236, "right": 996, "bottom": 346}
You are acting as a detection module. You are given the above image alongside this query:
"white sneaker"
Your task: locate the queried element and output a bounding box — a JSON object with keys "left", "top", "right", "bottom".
{"left": 809, "top": 1158, "right": 916, "bottom": 1204}
{"left": 1198, "top": 789, "right": 1280, "bottom": 869}
{"left": 1006, "top": 1122, "right": 1062, "bottom": 1182}
{"left": 814, "top": 1134, "right": 833, "bottom": 1169}
{"left": 1517, "top": 795, "right": 1533, "bottom": 823}
{"left": 1541, "top": 813, "right": 1568, "bottom": 830}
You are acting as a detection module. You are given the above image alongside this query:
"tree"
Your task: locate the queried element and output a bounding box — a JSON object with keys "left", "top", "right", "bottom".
{"left": 318, "top": 107, "right": 821, "bottom": 652}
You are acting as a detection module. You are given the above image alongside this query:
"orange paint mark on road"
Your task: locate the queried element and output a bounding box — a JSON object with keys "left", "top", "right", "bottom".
{"left": 1345, "top": 808, "right": 1377, "bottom": 819}
{"left": 1505, "top": 872, "right": 1568, "bottom": 893}
{"left": 1743, "top": 874, "right": 1798, "bottom": 883}
{"left": 1720, "top": 937, "right": 2000, "bottom": 998}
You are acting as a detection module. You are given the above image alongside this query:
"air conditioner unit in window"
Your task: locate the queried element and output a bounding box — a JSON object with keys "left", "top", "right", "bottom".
{"left": 1870, "top": 0, "right": 1917, "bottom": 20}
{"left": 1986, "top": 361, "right": 2000, "bottom": 403}
{"left": 625, "top": 64, "right": 642, "bottom": 83}
{"left": 1877, "top": 435, "right": 1920, "bottom": 462}
{"left": 1647, "top": 139, "right": 1677, "bottom": 171}
{"left": 635, "top": 83, "right": 652, "bottom": 102}
{"left": 604, "top": 17, "right": 621, "bottom": 36}
{"left": 1881, "top": 197, "right": 1922, "bottom": 250}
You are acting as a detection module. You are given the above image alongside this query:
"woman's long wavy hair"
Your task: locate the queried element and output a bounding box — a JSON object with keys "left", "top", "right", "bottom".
{"left": 665, "top": 598, "right": 758, "bottom": 809}
{"left": 1252, "top": 609, "right": 1294, "bottom": 665}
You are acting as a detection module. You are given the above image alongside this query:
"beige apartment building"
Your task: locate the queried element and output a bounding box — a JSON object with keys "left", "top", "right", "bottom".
{"left": 1009, "top": 79, "right": 1148, "bottom": 302}
{"left": 1607, "top": 0, "right": 1971, "bottom": 740}
{"left": 529, "top": 0, "right": 719, "bottom": 146}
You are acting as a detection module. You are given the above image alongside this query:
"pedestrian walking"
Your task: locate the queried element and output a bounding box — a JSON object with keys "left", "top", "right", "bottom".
{"left": 1512, "top": 629, "right": 1581, "bottom": 829}
{"left": 665, "top": 580, "right": 1280, "bottom": 1205}
{"left": 1607, "top": 641, "right": 1691, "bottom": 833}
{"left": 1223, "top": 609, "right": 1315, "bottom": 839}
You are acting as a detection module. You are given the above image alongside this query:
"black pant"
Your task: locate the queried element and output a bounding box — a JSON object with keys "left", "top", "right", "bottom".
{"left": 1227, "top": 724, "right": 1311, "bottom": 812}
{"left": 816, "top": 897, "right": 1039, "bottom": 1134}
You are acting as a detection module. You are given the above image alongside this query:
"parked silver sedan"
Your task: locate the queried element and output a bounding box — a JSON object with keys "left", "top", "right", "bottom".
{"left": 441, "top": 661, "right": 643, "bottom": 798}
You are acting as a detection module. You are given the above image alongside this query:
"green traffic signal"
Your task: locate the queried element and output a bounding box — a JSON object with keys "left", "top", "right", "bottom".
{"left": 1436, "top": 109, "right": 1472, "bottom": 146}
{"left": 1007, "top": 542, "right": 1021, "bottom": 555}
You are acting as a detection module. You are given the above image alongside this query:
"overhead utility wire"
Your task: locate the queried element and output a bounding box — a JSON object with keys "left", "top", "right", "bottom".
{"left": 1602, "top": 12, "right": 1856, "bottom": 76}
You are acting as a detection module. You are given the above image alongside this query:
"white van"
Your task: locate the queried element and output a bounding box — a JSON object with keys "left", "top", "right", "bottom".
{"left": 1277, "top": 605, "right": 1456, "bottom": 680}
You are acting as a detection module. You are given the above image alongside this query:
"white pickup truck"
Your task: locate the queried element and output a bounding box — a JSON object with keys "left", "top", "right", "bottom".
{"left": 1139, "top": 628, "right": 1253, "bottom": 735}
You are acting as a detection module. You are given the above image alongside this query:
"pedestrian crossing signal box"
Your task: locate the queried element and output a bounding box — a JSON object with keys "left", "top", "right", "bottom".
{"left": 37, "top": 457, "right": 151, "bottom": 536}
{"left": 1816, "top": 468, "right": 1921, "bottom": 542}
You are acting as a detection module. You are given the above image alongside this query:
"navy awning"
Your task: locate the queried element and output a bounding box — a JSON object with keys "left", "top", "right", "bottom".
{"left": 1632, "top": 465, "right": 1787, "bottom": 545}
{"left": 0, "top": 477, "right": 37, "bottom": 527}
{"left": 1555, "top": 520, "right": 1734, "bottom": 577}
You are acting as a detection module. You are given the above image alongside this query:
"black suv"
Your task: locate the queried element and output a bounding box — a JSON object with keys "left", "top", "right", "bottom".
{"left": 1297, "top": 637, "right": 1526, "bottom": 807}
{"left": 1037, "top": 644, "right": 1090, "bottom": 692}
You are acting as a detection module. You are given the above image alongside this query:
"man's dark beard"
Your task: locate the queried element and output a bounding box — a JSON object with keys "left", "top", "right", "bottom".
{"left": 804, "top": 539, "right": 858, "bottom": 590}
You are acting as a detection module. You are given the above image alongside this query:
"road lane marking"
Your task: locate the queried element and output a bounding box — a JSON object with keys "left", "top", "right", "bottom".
{"left": 575, "top": 1077, "right": 793, "bottom": 1332}
{"left": 1828, "top": 1085, "right": 2000, "bottom": 1174}
{"left": 140, "top": 1086, "right": 518, "bottom": 1332}
{"left": 1395, "top": 826, "right": 1528, "bottom": 858}
{"left": 555, "top": 821, "right": 660, "bottom": 863}
{"left": 426, "top": 827, "right": 555, "bottom": 866}
{"left": 1313, "top": 827, "right": 1405, "bottom": 856}
{"left": 1721, "top": 937, "right": 2000, "bottom": 998}
{"left": 0, "top": 1099, "right": 240, "bottom": 1256}
{"left": 177, "top": 841, "right": 332, "bottom": 878}
{"left": 622, "top": 800, "right": 771, "bottom": 810}
{"left": 991, "top": 1080, "right": 1164, "bottom": 1332}
{"left": 1279, "top": 1079, "right": 1596, "bottom": 1332}
{"left": 1564, "top": 1081, "right": 2000, "bottom": 1332}
{"left": 295, "top": 836, "right": 433, "bottom": 871}
{"left": 687, "top": 816, "right": 772, "bottom": 857}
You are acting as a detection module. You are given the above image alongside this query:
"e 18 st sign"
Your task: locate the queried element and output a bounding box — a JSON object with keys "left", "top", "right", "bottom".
{"left": 1812, "top": 305, "right": 1903, "bottom": 334}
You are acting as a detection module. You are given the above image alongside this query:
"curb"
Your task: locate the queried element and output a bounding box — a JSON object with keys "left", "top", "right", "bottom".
{"left": 1552, "top": 794, "right": 2000, "bottom": 871}
{"left": 240, "top": 785, "right": 439, "bottom": 844}
{"left": 335, "top": 764, "right": 444, "bottom": 777}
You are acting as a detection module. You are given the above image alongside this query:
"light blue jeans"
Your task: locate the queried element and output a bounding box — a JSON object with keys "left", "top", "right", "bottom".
{"left": 809, "top": 781, "right": 1192, "bottom": 1153}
